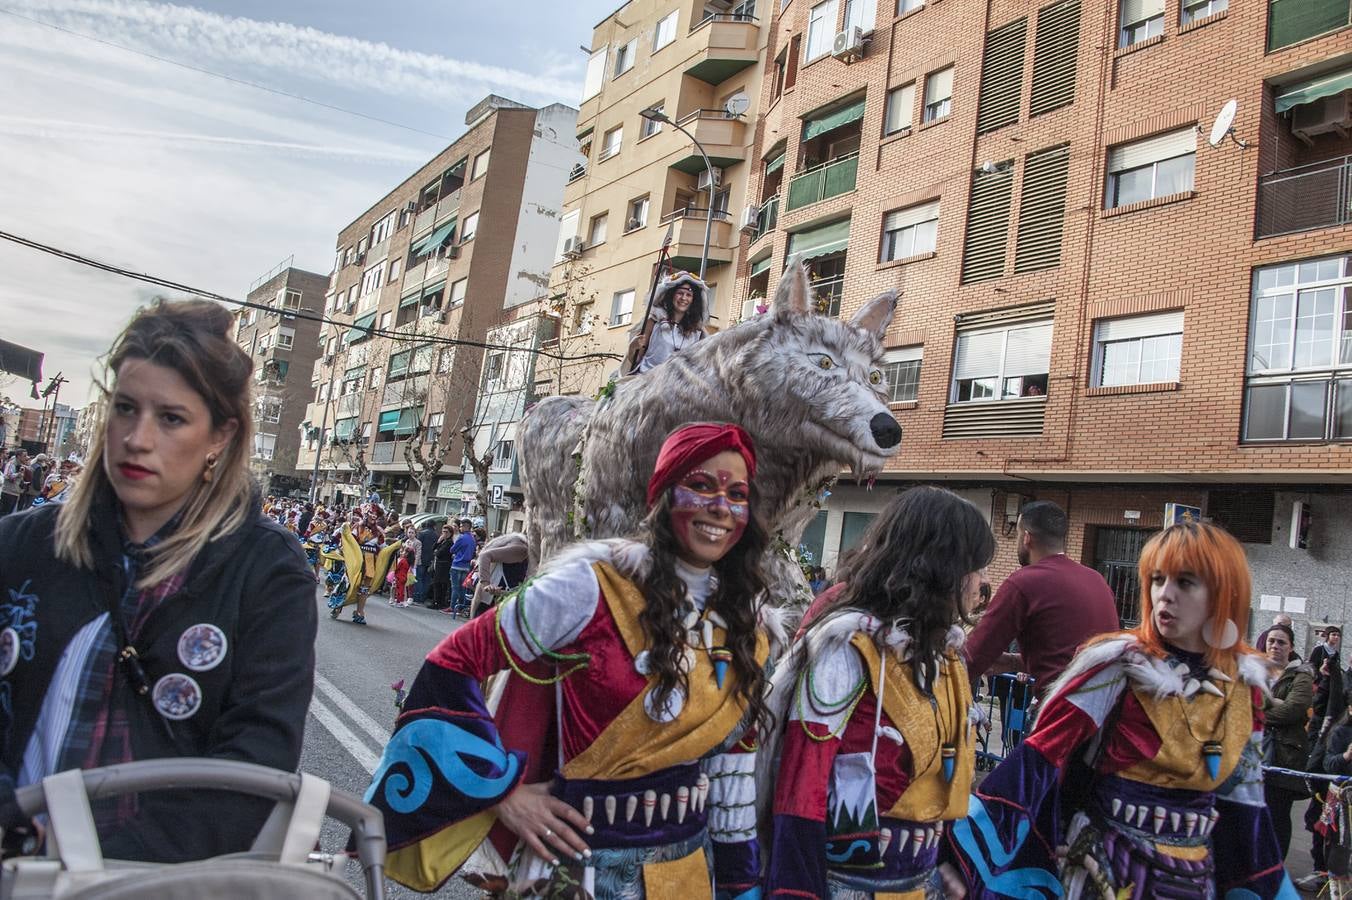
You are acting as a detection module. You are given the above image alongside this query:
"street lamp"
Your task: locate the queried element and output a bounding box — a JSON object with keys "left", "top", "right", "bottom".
{"left": 640, "top": 107, "right": 714, "bottom": 280}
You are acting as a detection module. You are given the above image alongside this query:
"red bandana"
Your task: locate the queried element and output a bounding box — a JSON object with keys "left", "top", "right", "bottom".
{"left": 645, "top": 423, "right": 757, "bottom": 509}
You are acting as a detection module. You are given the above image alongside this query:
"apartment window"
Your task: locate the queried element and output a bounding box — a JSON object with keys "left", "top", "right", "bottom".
{"left": 1119, "top": 0, "right": 1164, "bottom": 46}
{"left": 493, "top": 440, "right": 515, "bottom": 468}
{"left": 897, "top": 0, "right": 923, "bottom": 13}
{"left": 610, "top": 288, "right": 636, "bottom": 326}
{"left": 449, "top": 278, "right": 468, "bottom": 308}
{"left": 923, "top": 66, "right": 954, "bottom": 122}
{"left": 283, "top": 289, "right": 302, "bottom": 309}
{"left": 426, "top": 412, "right": 444, "bottom": 445}
{"left": 882, "top": 346, "right": 923, "bottom": 402}
{"left": 1269, "top": 0, "right": 1349, "bottom": 49}
{"left": 582, "top": 48, "right": 607, "bottom": 101}
{"left": 484, "top": 352, "right": 506, "bottom": 386}
{"left": 573, "top": 301, "right": 594, "bottom": 334}
{"left": 371, "top": 212, "right": 396, "bottom": 245}
{"left": 343, "top": 247, "right": 354, "bottom": 267}
{"left": 601, "top": 126, "right": 623, "bottom": 160}
{"left": 884, "top": 83, "right": 914, "bottom": 134}
{"left": 360, "top": 261, "right": 386, "bottom": 296}
{"left": 641, "top": 104, "right": 664, "bottom": 138}
{"left": 952, "top": 321, "right": 1052, "bottom": 401}
{"left": 326, "top": 336, "right": 335, "bottom": 355}
{"left": 843, "top": 0, "right": 878, "bottom": 32}
{"left": 588, "top": 212, "right": 609, "bottom": 246}
{"left": 654, "top": 10, "right": 679, "bottom": 50}
{"left": 258, "top": 333, "right": 271, "bottom": 352}
{"left": 1180, "top": 0, "right": 1226, "bottom": 22}
{"left": 276, "top": 327, "right": 295, "bottom": 349}
{"left": 357, "top": 237, "right": 369, "bottom": 256}
{"left": 1093, "top": 311, "right": 1183, "bottom": 386}
{"left": 1244, "top": 254, "right": 1352, "bottom": 442}
{"left": 627, "top": 196, "right": 650, "bottom": 231}
{"left": 806, "top": 0, "right": 839, "bottom": 61}
{"left": 254, "top": 433, "right": 277, "bottom": 460}
{"left": 370, "top": 367, "right": 382, "bottom": 389}
{"left": 379, "top": 311, "right": 393, "bottom": 331}
{"left": 881, "top": 200, "right": 939, "bottom": 261}
{"left": 461, "top": 211, "right": 479, "bottom": 241}
{"left": 388, "top": 258, "right": 402, "bottom": 282}
{"left": 1106, "top": 128, "right": 1195, "bottom": 208}
{"left": 614, "top": 38, "right": 637, "bottom": 76}
{"left": 556, "top": 209, "right": 582, "bottom": 262}
{"left": 259, "top": 400, "right": 282, "bottom": 424}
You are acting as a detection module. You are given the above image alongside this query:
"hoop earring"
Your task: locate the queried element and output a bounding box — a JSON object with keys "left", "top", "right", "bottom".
{"left": 202, "top": 453, "right": 219, "bottom": 484}
{"left": 1201, "top": 618, "right": 1239, "bottom": 650}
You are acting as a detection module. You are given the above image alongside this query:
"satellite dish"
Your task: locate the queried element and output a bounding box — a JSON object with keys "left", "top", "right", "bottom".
{"left": 724, "top": 94, "right": 750, "bottom": 118}
{"left": 1208, "top": 99, "right": 1238, "bottom": 148}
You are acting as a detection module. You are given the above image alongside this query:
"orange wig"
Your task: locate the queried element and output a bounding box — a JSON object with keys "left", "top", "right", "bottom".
{"left": 1131, "top": 521, "right": 1255, "bottom": 671}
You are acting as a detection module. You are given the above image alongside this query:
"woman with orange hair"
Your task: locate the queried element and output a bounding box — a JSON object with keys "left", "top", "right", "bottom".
{"left": 941, "top": 521, "right": 1296, "bottom": 898}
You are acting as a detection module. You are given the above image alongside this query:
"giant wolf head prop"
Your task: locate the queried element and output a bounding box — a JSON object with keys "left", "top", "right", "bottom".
{"left": 518, "top": 260, "right": 902, "bottom": 603}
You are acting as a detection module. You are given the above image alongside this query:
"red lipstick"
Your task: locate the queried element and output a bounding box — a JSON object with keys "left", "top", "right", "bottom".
{"left": 118, "top": 463, "right": 153, "bottom": 480}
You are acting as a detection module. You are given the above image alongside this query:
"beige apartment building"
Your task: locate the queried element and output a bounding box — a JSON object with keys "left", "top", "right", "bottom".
{"left": 231, "top": 263, "right": 329, "bottom": 496}
{"left": 545, "top": 0, "right": 771, "bottom": 396}
{"left": 299, "top": 95, "right": 578, "bottom": 514}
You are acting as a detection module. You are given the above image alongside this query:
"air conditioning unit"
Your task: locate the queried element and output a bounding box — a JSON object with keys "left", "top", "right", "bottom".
{"left": 739, "top": 205, "right": 759, "bottom": 231}
{"left": 405, "top": 200, "right": 418, "bottom": 211}
{"left": 1291, "top": 92, "right": 1352, "bottom": 144}
{"left": 697, "top": 167, "right": 724, "bottom": 191}
{"left": 354, "top": 250, "right": 366, "bottom": 265}
{"left": 445, "top": 244, "right": 461, "bottom": 259}
{"left": 562, "top": 236, "right": 584, "bottom": 259}
{"left": 832, "top": 26, "right": 866, "bottom": 61}
{"left": 740, "top": 298, "right": 763, "bottom": 320}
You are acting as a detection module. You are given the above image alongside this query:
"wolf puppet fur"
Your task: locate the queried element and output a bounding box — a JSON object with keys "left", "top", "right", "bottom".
{"left": 518, "top": 259, "right": 903, "bottom": 608}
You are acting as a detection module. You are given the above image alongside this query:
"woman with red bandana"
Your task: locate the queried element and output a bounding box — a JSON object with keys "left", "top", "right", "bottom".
{"left": 364, "top": 423, "right": 778, "bottom": 899}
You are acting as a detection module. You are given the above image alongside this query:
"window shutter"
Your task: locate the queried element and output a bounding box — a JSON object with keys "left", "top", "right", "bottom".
{"left": 885, "top": 83, "right": 915, "bottom": 133}
{"left": 976, "top": 18, "right": 1027, "bottom": 135}
{"left": 954, "top": 331, "right": 1005, "bottom": 379}
{"left": 1030, "top": 0, "right": 1080, "bottom": 116}
{"left": 1268, "top": 0, "right": 1351, "bottom": 51}
{"left": 1003, "top": 323, "right": 1053, "bottom": 376}
{"left": 1107, "top": 128, "right": 1196, "bottom": 172}
{"left": 884, "top": 345, "right": 924, "bottom": 363}
{"left": 1120, "top": 0, "right": 1164, "bottom": 22}
{"left": 926, "top": 66, "right": 954, "bottom": 103}
{"left": 1095, "top": 310, "right": 1184, "bottom": 342}
{"left": 883, "top": 200, "right": 940, "bottom": 232}
{"left": 1015, "top": 144, "right": 1071, "bottom": 274}
{"left": 582, "top": 49, "right": 607, "bottom": 101}
{"left": 961, "top": 164, "right": 1014, "bottom": 284}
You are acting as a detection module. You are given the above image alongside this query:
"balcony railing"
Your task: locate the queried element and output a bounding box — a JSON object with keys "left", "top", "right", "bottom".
{"left": 567, "top": 163, "right": 587, "bottom": 183}
{"left": 676, "top": 108, "right": 742, "bottom": 126}
{"left": 786, "top": 153, "right": 859, "bottom": 212}
{"left": 751, "top": 196, "right": 779, "bottom": 242}
{"left": 334, "top": 393, "right": 361, "bottom": 417}
{"left": 1257, "top": 155, "right": 1352, "bottom": 238}
{"left": 693, "top": 10, "right": 757, "bottom": 30}
{"left": 659, "top": 206, "right": 732, "bottom": 225}
{"left": 810, "top": 275, "right": 844, "bottom": 317}
{"left": 371, "top": 441, "right": 397, "bottom": 465}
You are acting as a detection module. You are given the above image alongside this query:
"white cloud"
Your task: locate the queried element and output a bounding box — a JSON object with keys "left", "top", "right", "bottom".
{"left": 9, "top": 0, "right": 583, "bottom": 106}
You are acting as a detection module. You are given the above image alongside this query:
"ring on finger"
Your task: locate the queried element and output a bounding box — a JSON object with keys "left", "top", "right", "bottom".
{"left": 543, "top": 827, "right": 553, "bottom": 839}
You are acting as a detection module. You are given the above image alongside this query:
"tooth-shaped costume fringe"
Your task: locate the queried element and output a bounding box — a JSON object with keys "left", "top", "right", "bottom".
{"left": 360, "top": 539, "right": 771, "bottom": 899}
{"left": 763, "top": 608, "right": 974, "bottom": 898}
{"left": 944, "top": 636, "right": 1297, "bottom": 899}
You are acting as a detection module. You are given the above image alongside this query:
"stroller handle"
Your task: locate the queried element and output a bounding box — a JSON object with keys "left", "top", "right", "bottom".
{"left": 13, "top": 759, "right": 386, "bottom": 900}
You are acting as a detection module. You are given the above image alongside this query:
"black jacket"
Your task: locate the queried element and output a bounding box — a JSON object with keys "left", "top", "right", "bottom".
{"left": 432, "top": 535, "right": 455, "bottom": 571}
{"left": 417, "top": 526, "right": 437, "bottom": 566}
{"left": 0, "top": 487, "right": 317, "bottom": 862}
{"left": 1321, "top": 722, "right": 1352, "bottom": 777}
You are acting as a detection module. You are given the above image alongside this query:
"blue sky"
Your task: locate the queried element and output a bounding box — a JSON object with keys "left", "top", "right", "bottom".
{"left": 0, "top": 0, "right": 616, "bottom": 407}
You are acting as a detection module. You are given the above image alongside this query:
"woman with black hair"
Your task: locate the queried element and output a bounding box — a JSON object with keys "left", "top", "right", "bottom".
{"left": 765, "top": 486, "right": 994, "bottom": 899}
{"left": 364, "top": 423, "right": 776, "bottom": 898}
{"left": 625, "top": 271, "right": 708, "bottom": 375}
{"left": 1261, "top": 622, "right": 1312, "bottom": 859}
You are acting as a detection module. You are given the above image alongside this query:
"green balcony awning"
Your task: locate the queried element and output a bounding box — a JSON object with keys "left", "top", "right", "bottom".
{"left": 1276, "top": 69, "right": 1352, "bottom": 112}
{"left": 765, "top": 153, "right": 785, "bottom": 174}
{"left": 750, "top": 254, "right": 772, "bottom": 277}
{"left": 333, "top": 417, "right": 357, "bottom": 440}
{"left": 346, "top": 312, "right": 376, "bottom": 344}
{"left": 802, "top": 97, "right": 866, "bottom": 141}
{"left": 399, "top": 293, "right": 421, "bottom": 309}
{"left": 378, "top": 410, "right": 401, "bottom": 430}
{"left": 411, "top": 219, "right": 457, "bottom": 257}
{"left": 787, "top": 218, "right": 851, "bottom": 262}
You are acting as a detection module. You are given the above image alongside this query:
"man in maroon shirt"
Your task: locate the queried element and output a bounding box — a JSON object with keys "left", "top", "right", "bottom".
{"left": 963, "top": 500, "right": 1119, "bottom": 697}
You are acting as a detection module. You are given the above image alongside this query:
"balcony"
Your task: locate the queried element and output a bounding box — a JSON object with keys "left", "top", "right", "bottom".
{"left": 410, "top": 191, "right": 462, "bottom": 240}
{"left": 334, "top": 393, "right": 361, "bottom": 417}
{"left": 371, "top": 440, "right": 405, "bottom": 466}
{"left": 401, "top": 256, "right": 450, "bottom": 296}
{"left": 1257, "top": 155, "right": 1352, "bottom": 238}
{"left": 750, "top": 195, "right": 779, "bottom": 243}
{"left": 655, "top": 207, "right": 735, "bottom": 270}
{"left": 786, "top": 154, "right": 859, "bottom": 212}
{"left": 684, "top": 13, "right": 759, "bottom": 84}
{"left": 668, "top": 110, "right": 747, "bottom": 174}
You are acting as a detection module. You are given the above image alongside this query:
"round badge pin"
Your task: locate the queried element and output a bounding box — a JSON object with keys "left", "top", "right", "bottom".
{"left": 643, "top": 684, "right": 685, "bottom": 723}
{"left": 177, "top": 623, "right": 228, "bottom": 672}
{"left": 152, "top": 673, "right": 203, "bottom": 720}
{"left": 0, "top": 627, "right": 19, "bottom": 677}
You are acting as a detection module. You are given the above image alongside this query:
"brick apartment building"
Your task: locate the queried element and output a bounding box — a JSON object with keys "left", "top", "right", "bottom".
{"left": 547, "top": 0, "right": 771, "bottom": 396}
{"left": 231, "top": 264, "right": 329, "bottom": 496}
{"left": 728, "top": 0, "right": 1352, "bottom": 641}
{"left": 301, "top": 95, "right": 578, "bottom": 515}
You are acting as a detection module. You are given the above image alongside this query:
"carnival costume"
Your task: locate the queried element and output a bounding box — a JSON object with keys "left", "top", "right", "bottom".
{"left": 328, "top": 514, "right": 400, "bottom": 618}
{"left": 630, "top": 271, "right": 708, "bottom": 375}
{"left": 363, "top": 425, "right": 774, "bottom": 899}
{"left": 766, "top": 611, "right": 977, "bottom": 900}
{"left": 945, "top": 636, "right": 1296, "bottom": 899}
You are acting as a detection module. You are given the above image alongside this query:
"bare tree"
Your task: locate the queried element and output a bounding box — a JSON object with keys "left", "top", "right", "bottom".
{"left": 540, "top": 258, "right": 608, "bottom": 397}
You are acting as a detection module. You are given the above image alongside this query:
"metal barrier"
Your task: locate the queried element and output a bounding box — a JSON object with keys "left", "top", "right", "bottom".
{"left": 974, "top": 672, "right": 1037, "bottom": 772}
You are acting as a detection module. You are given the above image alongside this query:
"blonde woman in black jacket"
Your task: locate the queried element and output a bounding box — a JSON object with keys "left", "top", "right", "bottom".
{"left": 0, "top": 300, "right": 316, "bottom": 862}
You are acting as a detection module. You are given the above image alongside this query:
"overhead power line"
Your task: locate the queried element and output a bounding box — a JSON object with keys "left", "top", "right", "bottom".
{"left": 0, "top": 6, "right": 454, "bottom": 141}
{"left": 0, "top": 229, "right": 622, "bottom": 364}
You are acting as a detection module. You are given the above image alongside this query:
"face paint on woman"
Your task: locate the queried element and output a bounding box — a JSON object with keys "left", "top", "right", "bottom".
{"left": 668, "top": 450, "right": 750, "bottom": 568}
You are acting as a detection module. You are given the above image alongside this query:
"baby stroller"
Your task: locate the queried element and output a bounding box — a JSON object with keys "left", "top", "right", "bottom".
{"left": 2, "top": 759, "right": 386, "bottom": 899}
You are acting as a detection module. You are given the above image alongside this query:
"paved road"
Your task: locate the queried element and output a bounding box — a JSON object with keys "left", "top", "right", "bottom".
{"left": 301, "top": 586, "right": 479, "bottom": 899}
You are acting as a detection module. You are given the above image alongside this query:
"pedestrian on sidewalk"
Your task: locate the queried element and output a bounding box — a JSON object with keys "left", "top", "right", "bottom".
{"left": 430, "top": 523, "right": 455, "bottom": 610}
{"left": 0, "top": 299, "right": 316, "bottom": 862}
{"left": 1261, "top": 622, "right": 1313, "bottom": 860}
{"left": 0, "top": 449, "right": 27, "bottom": 516}
{"left": 413, "top": 519, "right": 437, "bottom": 605}
{"left": 445, "top": 517, "right": 477, "bottom": 617}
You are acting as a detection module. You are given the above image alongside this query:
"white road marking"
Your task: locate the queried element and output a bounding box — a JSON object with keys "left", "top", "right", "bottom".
{"left": 313, "top": 670, "right": 393, "bottom": 748}
{"left": 309, "top": 695, "right": 382, "bottom": 775}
